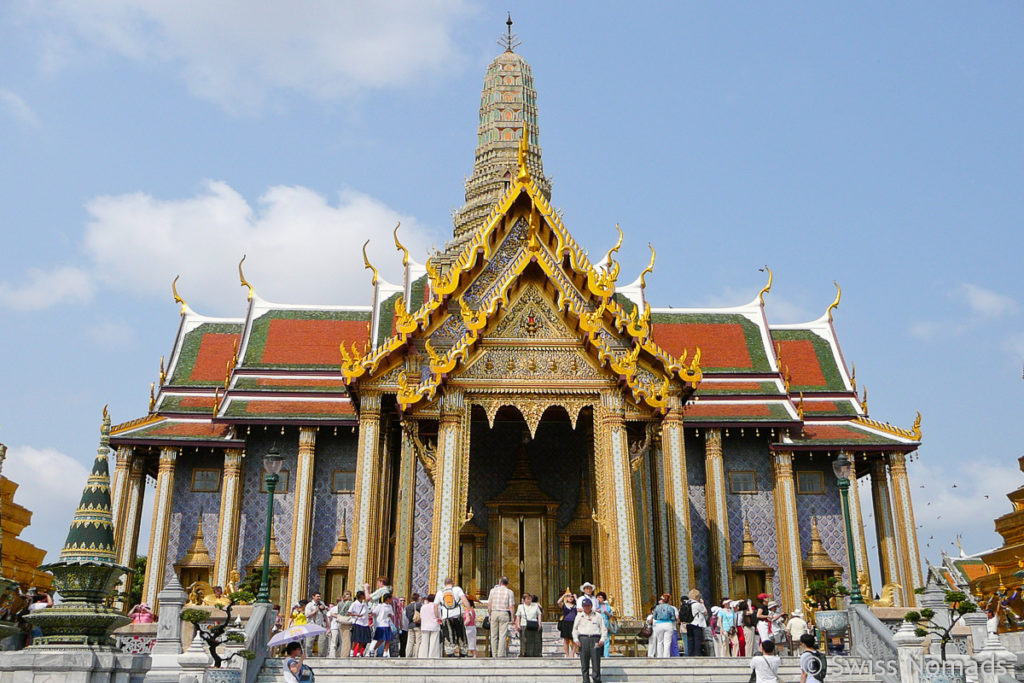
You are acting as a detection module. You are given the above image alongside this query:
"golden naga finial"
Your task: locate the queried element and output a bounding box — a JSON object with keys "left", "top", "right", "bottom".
{"left": 171, "top": 275, "right": 188, "bottom": 314}
{"left": 850, "top": 362, "right": 857, "bottom": 392}
{"left": 639, "top": 243, "right": 656, "bottom": 290}
{"left": 362, "top": 240, "right": 379, "bottom": 286}
{"left": 148, "top": 382, "right": 156, "bottom": 413}
{"left": 238, "top": 255, "right": 254, "bottom": 301}
{"left": 102, "top": 403, "right": 109, "bottom": 421}
{"left": 393, "top": 222, "right": 409, "bottom": 267}
{"left": 159, "top": 356, "right": 166, "bottom": 386}
{"left": 797, "top": 391, "right": 805, "bottom": 420}
{"left": 516, "top": 122, "right": 531, "bottom": 183}
{"left": 758, "top": 265, "right": 773, "bottom": 306}
{"left": 860, "top": 386, "right": 868, "bottom": 414}
{"left": 604, "top": 224, "right": 624, "bottom": 268}
{"left": 827, "top": 281, "right": 841, "bottom": 322}
{"left": 911, "top": 411, "right": 922, "bottom": 440}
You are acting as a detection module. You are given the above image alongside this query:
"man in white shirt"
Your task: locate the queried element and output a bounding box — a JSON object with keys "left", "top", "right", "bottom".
{"left": 799, "top": 633, "right": 825, "bottom": 683}
{"left": 484, "top": 577, "right": 515, "bottom": 657}
{"left": 304, "top": 592, "right": 328, "bottom": 655}
{"left": 786, "top": 611, "right": 808, "bottom": 656}
{"left": 572, "top": 598, "right": 608, "bottom": 683}
{"left": 750, "top": 639, "right": 781, "bottom": 682}
{"left": 437, "top": 577, "right": 469, "bottom": 657}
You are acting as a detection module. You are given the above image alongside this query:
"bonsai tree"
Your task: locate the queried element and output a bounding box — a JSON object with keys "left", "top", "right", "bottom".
{"left": 804, "top": 576, "right": 851, "bottom": 611}
{"left": 903, "top": 587, "right": 977, "bottom": 662}
{"left": 180, "top": 590, "right": 256, "bottom": 669}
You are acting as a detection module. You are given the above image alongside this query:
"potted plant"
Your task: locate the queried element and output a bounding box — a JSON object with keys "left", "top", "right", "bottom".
{"left": 180, "top": 590, "right": 255, "bottom": 682}
{"left": 903, "top": 587, "right": 977, "bottom": 682}
{"left": 804, "top": 576, "right": 851, "bottom": 635}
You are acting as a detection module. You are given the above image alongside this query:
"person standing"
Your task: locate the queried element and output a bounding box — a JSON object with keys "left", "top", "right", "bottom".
{"left": 334, "top": 590, "right": 354, "bottom": 657}
{"left": 347, "top": 591, "right": 371, "bottom": 657}
{"left": 514, "top": 593, "right": 543, "bottom": 657}
{"left": 405, "top": 593, "right": 421, "bottom": 658}
{"left": 593, "top": 592, "right": 614, "bottom": 658}
{"left": 572, "top": 598, "right": 608, "bottom": 683}
{"left": 556, "top": 591, "right": 578, "bottom": 657}
{"left": 799, "top": 633, "right": 825, "bottom": 683}
{"left": 750, "top": 638, "right": 781, "bottom": 683}
{"left": 717, "top": 600, "right": 734, "bottom": 656}
{"left": 418, "top": 594, "right": 442, "bottom": 658}
{"left": 786, "top": 610, "right": 808, "bottom": 657}
{"left": 370, "top": 593, "right": 395, "bottom": 657}
{"left": 304, "top": 592, "right": 328, "bottom": 656}
{"left": 326, "top": 602, "right": 342, "bottom": 658}
{"left": 437, "top": 577, "right": 469, "bottom": 657}
{"left": 650, "top": 594, "right": 678, "bottom": 658}
{"left": 576, "top": 582, "right": 596, "bottom": 611}
{"left": 484, "top": 576, "right": 515, "bottom": 657}
{"left": 685, "top": 589, "right": 708, "bottom": 657}
{"left": 463, "top": 597, "right": 478, "bottom": 657}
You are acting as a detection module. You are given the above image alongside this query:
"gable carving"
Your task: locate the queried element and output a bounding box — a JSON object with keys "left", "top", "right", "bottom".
{"left": 461, "top": 346, "right": 603, "bottom": 381}
{"left": 490, "top": 284, "right": 578, "bottom": 341}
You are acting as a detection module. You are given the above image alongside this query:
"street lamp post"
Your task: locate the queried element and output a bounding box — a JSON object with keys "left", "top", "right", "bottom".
{"left": 256, "top": 445, "right": 283, "bottom": 604}
{"left": 833, "top": 451, "right": 864, "bottom": 605}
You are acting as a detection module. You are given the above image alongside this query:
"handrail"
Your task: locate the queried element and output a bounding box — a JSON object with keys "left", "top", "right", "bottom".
{"left": 848, "top": 604, "right": 899, "bottom": 683}
{"left": 240, "top": 602, "right": 276, "bottom": 683}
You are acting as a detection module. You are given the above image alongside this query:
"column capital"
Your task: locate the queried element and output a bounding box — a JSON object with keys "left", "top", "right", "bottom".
{"left": 359, "top": 390, "right": 382, "bottom": 416}
{"left": 158, "top": 447, "right": 178, "bottom": 469}
{"left": 773, "top": 450, "right": 794, "bottom": 474}
{"left": 299, "top": 426, "right": 317, "bottom": 448}
{"left": 599, "top": 388, "right": 625, "bottom": 416}
{"left": 224, "top": 449, "right": 244, "bottom": 473}
{"left": 870, "top": 457, "right": 888, "bottom": 475}
{"left": 115, "top": 445, "right": 134, "bottom": 465}
{"left": 888, "top": 452, "right": 907, "bottom": 470}
{"left": 704, "top": 428, "right": 723, "bottom": 457}
{"left": 129, "top": 456, "right": 147, "bottom": 477}
{"left": 439, "top": 387, "right": 466, "bottom": 419}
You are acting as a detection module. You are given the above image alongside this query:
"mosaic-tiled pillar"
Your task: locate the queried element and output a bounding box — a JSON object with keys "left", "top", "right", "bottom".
{"left": 114, "top": 454, "right": 147, "bottom": 609}
{"left": 288, "top": 428, "right": 317, "bottom": 610}
{"left": 214, "top": 449, "right": 244, "bottom": 588}
{"left": 110, "top": 446, "right": 133, "bottom": 547}
{"left": 846, "top": 461, "right": 872, "bottom": 597}
{"left": 392, "top": 421, "right": 418, "bottom": 598}
{"left": 870, "top": 458, "right": 903, "bottom": 606}
{"left": 888, "top": 453, "right": 922, "bottom": 606}
{"left": 143, "top": 446, "right": 178, "bottom": 610}
{"left": 704, "top": 429, "right": 731, "bottom": 603}
{"left": 351, "top": 392, "right": 382, "bottom": 591}
{"left": 595, "top": 390, "right": 642, "bottom": 618}
{"left": 772, "top": 451, "right": 803, "bottom": 614}
{"left": 659, "top": 398, "right": 693, "bottom": 598}
{"left": 429, "top": 388, "right": 467, "bottom": 590}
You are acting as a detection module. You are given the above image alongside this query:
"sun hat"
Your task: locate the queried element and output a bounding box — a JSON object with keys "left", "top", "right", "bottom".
{"left": 580, "top": 582, "right": 595, "bottom": 592}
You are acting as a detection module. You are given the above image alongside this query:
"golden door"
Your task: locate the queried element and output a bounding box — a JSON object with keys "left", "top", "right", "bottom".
{"left": 500, "top": 514, "right": 544, "bottom": 599}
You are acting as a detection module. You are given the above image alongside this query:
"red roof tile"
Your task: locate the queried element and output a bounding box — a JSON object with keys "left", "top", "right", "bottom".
{"left": 801, "top": 425, "right": 873, "bottom": 441}
{"left": 145, "top": 422, "right": 232, "bottom": 438}
{"left": 777, "top": 339, "right": 827, "bottom": 387}
{"left": 243, "top": 400, "right": 355, "bottom": 416}
{"left": 254, "top": 377, "right": 348, "bottom": 390}
{"left": 687, "top": 403, "right": 772, "bottom": 417}
{"left": 189, "top": 333, "right": 239, "bottom": 382}
{"left": 652, "top": 323, "right": 752, "bottom": 369}
{"left": 261, "top": 319, "right": 368, "bottom": 366}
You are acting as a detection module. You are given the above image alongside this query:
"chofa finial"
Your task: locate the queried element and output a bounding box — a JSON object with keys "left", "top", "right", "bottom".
{"left": 827, "top": 281, "right": 841, "bottom": 322}
{"left": 362, "top": 240, "right": 380, "bottom": 286}
{"left": 639, "top": 243, "right": 656, "bottom": 290}
{"left": 238, "top": 255, "right": 254, "bottom": 301}
{"left": 758, "top": 266, "right": 773, "bottom": 306}
{"left": 393, "top": 222, "right": 409, "bottom": 267}
{"left": 171, "top": 275, "right": 188, "bottom": 314}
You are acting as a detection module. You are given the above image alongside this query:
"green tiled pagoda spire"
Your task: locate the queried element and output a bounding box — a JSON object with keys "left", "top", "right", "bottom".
{"left": 58, "top": 408, "right": 118, "bottom": 564}
{"left": 28, "top": 406, "right": 130, "bottom": 647}
{"left": 446, "top": 15, "right": 551, "bottom": 257}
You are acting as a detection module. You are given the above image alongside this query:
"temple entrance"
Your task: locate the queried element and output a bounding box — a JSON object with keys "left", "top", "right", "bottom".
{"left": 462, "top": 404, "right": 595, "bottom": 618}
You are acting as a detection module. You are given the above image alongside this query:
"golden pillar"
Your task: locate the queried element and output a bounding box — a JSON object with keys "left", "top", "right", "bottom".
{"left": 110, "top": 446, "right": 133, "bottom": 549}
{"left": 772, "top": 451, "right": 803, "bottom": 614}
{"left": 870, "top": 458, "right": 903, "bottom": 605}
{"left": 659, "top": 397, "right": 694, "bottom": 598}
{"left": 392, "top": 421, "right": 418, "bottom": 598}
{"left": 595, "top": 389, "right": 643, "bottom": 618}
{"left": 287, "top": 427, "right": 317, "bottom": 609}
{"left": 214, "top": 449, "right": 244, "bottom": 588}
{"left": 846, "top": 461, "right": 872, "bottom": 598}
{"left": 143, "top": 446, "right": 178, "bottom": 610}
{"left": 114, "top": 453, "right": 147, "bottom": 608}
{"left": 888, "top": 452, "right": 923, "bottom": 606}
{"left": 429, "top": 387, "right": 468, "bottom": 591}
{"left": 704, "top": 429, "right": 732, "bottom": 602}
{"left": 350, "top": 391, "right": 383, "bottom": 590}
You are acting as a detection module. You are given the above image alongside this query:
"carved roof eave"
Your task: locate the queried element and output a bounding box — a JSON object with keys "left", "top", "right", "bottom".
{"left": 341, "top": 179, "right": 702, "bottom": 414}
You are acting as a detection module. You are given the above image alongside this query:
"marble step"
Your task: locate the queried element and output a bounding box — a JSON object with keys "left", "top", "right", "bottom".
{"left": 259, "top": 656, "right": 885, "bottom": 682}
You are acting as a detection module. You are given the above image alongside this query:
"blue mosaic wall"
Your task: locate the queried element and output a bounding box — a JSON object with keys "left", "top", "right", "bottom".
{"left": 722, "top": 434, "right": 781, "bottom": 601}
{"left": 307, "top": 430, "right": 357, "bottom": 595}
{"left": 793, "top": 457, "right": 849, "bottom": 586}
{"left": 165, "top": 452, "right": 224, "bottom": 583}
{"left": 237, "top": 430, "right": 299, "bottom": 579}
{"left": 410, "top": 459, "right": 434, "bottom": 594}
{"left": 685, "top": 432, "right": 711, "bottom": 600}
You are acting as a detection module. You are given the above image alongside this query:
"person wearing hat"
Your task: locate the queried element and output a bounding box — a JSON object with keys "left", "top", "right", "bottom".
{"left": 755, "top": 598, "right": 775, "bottom": 649}
{"left": 717, "top": 599, "right": 734, "bottom": 656}
{"left": 575, "top": 582, "right": 596, "bottom": 611}
{"left": 785, "top": 610, "right": 808, "bottom": 656}
{"left": 572, "top": 597, "right": 607, "bottom": 683}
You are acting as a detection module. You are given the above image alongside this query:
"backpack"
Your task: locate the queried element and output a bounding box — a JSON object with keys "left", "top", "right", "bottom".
{"left": 743, "top": 611, "right": 757, "bottom": 628}
{"left": 439, "top": 588, "right": 461, "bottom": 616}
{"left": 678, "top": 600, "right": 694, "bottom": 623}
{"left": 812, "top": 651, "right": 828, "bottom": 681}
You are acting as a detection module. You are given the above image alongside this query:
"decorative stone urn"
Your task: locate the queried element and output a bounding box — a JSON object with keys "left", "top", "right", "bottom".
{"left": 813, "top": 609, "right": 849, "bottom": 635}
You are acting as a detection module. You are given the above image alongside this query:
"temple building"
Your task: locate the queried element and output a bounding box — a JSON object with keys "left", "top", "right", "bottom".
{"left": 107, "top": 34, "right": 924, "bottom": 619}
{"left": 0, "top": 443, "right": 54, "bottom": 593}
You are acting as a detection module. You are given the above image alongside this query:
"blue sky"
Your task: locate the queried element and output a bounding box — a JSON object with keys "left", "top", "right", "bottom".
{"left": 1, "top": 2, "right": 1021, "bottom": 585}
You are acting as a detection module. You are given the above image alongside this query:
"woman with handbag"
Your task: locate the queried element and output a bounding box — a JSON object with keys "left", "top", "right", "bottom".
{"left": 556, "top": 592, "right": 578, "bottom": 657}
{"left": 514, "top": 593, "right": 543, "bottom": 657}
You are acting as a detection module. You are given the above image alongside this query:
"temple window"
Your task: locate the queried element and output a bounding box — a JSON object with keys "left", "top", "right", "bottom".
{"left": 796, "top": 470, "right": 825, "bottom": 495}
{"left": 728, "top": 470, "right": 758, "bottom": 494}
{"left": 331, "top": 468, "right": 356, "bottom": 493}
{"left": 190, "top": 468, "right": 220, "bottom": 493}
{"left": 260, "top": 469, "right": 290, "bottom": 494}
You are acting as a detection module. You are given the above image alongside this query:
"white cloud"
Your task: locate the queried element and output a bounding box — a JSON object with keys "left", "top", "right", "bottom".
{"left": 85, "top": 319, "right": 137, "bottom": 347}
{"left": 16, "top": 0, "right": 473, "bottom": 110}
{"left": 0, "top": 266, "right": 94, "bottom": 311}
{"left": 0, "top": 88, "right": 38, "bottom": 127}
{"left": 958, "top": 283, "right": 1016, "bottom": 318}
{"left": 2, "top": 445, "right": 91, "bottom": 563}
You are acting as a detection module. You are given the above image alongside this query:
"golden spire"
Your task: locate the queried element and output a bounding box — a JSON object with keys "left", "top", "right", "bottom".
{"left": 797, "top": 391, "right": 805, "bottom": 420}
{"left": 159, "top": 356, "right": 166, "bottom": 386}
{"left": 758, "top": 265, "right": 773, "bottom": 306}
{"left": 393, "top": 222, "right": 409, "bottom": 267}
{"left": 827, "top": 281, "right": 841, "bottom": 322}
{"left": 516, "top": 122, "right": 531, "bottom": 183}
{"left": 860, "top": 386, "right": 868, "bottom": 414}
{"left": 177, "top": 517, "right": 214, "bottom": 569}
{"left": 362, "top": 240, "right": 379, "bottom": 286}
{"left": 238, "top": 255, "right": 254, "bottom": 301}
{"left": 171, "top": 275, "right": 188, "bottom": 314}
{"left": 639, "top": 243, "right": 656, "bottom": 290}
{"left": 148, "top": 382, "right": 156, "bottom": 413}
{"left": 850, "top": 362, "right": 857, "bottom": 392}
{"left": 804, "top": 516, "right": 841, "bottom": 571}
